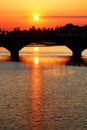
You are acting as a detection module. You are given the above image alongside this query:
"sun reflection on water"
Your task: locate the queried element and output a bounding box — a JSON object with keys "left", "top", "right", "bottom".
{"left": 29, "top": 58, "right": 44, "bottom": 130}
{"left": 34, "top": 57, "right": 39, "bottom": 65}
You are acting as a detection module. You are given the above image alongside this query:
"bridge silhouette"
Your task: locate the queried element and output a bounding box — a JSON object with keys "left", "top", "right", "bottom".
{"left": 0, "top": 24, "right": 87, "bottom": 61}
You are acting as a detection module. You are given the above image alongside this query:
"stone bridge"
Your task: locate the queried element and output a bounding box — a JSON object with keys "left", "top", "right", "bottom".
{"left": 0, "top": 34, "right": 87, "bottom": 61}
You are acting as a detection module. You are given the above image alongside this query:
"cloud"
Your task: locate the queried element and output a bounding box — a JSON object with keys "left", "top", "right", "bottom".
{"left": 40, "top": 16, "right": 87, "bottom": 19}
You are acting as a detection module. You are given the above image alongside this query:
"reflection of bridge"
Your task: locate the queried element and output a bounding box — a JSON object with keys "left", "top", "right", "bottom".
{"left": 0, "top": 34, "right": 87, "bottom": 61}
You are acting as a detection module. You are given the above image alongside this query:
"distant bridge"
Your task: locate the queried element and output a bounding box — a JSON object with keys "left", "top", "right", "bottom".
{"left": 0, "top": 33, "right": 87, "bottom": 61}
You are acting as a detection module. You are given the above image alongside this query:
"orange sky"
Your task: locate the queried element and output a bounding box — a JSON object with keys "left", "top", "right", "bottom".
{"left": 0, "top": 0, "right": 87, "bottom": 30}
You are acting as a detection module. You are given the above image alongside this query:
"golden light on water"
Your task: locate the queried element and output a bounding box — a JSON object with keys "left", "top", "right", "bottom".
{"left": 20, "top": 46, "right": 72, "bottom": 66}
{"left": 30, "top": 58, "right": 42, "bottom": 129}
{"left": 33, "top": 47, "right": 39, "bottom": 65}
{"left": 34, "top": 57, "right": 39, "bottom": 65}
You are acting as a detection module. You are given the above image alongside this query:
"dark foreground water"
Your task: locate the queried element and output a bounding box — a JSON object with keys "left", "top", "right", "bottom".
{"left": 0, "top": 47, "right": 87, "bottom": 130}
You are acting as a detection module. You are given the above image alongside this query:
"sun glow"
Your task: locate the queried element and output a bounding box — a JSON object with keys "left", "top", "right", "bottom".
{"left": 34, "top": 14, "right": 39, "bottom": 21}
{"left": 34, "top": 47, "right": 39, "bottom": 51}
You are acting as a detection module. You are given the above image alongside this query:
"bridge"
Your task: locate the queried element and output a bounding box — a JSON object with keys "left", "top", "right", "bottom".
{"left": 0, "top": 24, "right": 87, "bottom": 61}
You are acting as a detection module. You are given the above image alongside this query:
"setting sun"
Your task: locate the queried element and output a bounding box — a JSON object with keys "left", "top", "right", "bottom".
{"left": 34, "top": 14, "right": 39, "bottom": 21}
{"left": 0, "top": 0, "right": 87, "bottom": 30}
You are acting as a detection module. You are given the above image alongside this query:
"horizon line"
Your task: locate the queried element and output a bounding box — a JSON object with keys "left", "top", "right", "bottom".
{"left": 1, "top": 15, "right": 87, "bottom": 19}
{"left": 19, "top": 15, "right": 87, "bottom": 19}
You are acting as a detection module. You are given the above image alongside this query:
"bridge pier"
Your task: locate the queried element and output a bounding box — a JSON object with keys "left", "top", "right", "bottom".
{"left": 71, "top": 50, "right": 82, "bottom": 63}
{"left": 72, "top": 50, "right": 81, "bottom": 58}
{"left": 10, "top": 50, "right": 19, "bottom": 61}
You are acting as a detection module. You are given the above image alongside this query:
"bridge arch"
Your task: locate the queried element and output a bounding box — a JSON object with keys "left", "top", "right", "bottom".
{"left": 0, "top": 47, "right": 10, "bottom": 61}
{"left": 58, "top": 45, "right": 72, "bottom": 56}
{"left": 82, "top": 48, "right": 87, "bottom": 56}
{"left": 19, "top": 45, "right": 72, "bottom": 57}
{"left": 19, "top": 45, "right": 33, "bottom": 56}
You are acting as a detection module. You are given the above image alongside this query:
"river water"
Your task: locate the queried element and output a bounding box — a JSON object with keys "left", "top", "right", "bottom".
{"left": 0, "top": 46, "right": 87, "bottom": 130}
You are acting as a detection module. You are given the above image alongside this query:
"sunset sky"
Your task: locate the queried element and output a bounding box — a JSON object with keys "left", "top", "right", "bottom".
{"left": 0, "top": 0, "right": 87, "bottom": 30}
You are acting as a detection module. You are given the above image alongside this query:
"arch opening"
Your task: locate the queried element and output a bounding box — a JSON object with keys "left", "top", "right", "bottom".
{"left": 19, "top": 45, "right": 72, "bottom": 57}
{"left": 19, "top": 45, "right": 73, "bottom": 65}
{"left": 0, "top": 47, "right": 10, "bottom": 61}
{"left": 54, "top": 46, "right": 72, "bottom": 56}
{"left": 82, "top": 49, "right": 87, "bottom": 56}
{"left": 19, "top": 46, "right": 34, "bottom": 56}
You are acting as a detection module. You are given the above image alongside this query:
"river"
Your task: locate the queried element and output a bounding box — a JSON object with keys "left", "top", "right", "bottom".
{"left": 0, "top": 46, "right": 87, "bottom": 130}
